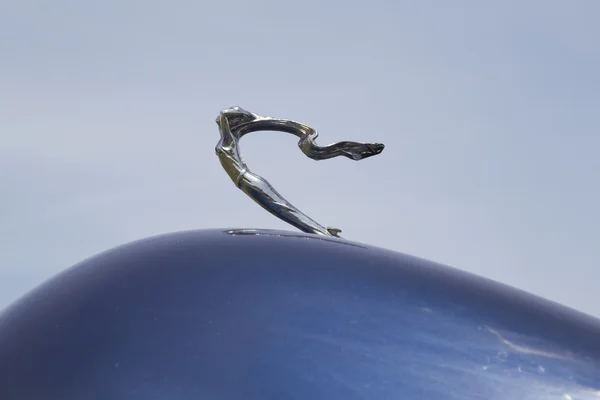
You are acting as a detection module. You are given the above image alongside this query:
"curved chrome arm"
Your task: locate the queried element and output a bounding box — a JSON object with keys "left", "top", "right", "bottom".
{"left": 215, "top": 106, "right": 384, "bottom": 237}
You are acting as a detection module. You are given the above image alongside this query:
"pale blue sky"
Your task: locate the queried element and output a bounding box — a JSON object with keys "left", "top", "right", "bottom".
{"left": 1, "top": 1, "right": 599, "bottom": 316}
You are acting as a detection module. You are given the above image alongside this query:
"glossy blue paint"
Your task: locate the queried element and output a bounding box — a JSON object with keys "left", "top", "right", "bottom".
{"left": 0, "top": 229, "right": 599, "bottom": 399}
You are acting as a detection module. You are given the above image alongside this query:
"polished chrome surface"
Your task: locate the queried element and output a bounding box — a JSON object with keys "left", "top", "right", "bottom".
{"left": 215, "top": 107, "right": 384, "bottom": 237}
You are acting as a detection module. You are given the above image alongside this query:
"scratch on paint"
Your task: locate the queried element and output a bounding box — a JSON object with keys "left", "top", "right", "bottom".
{"left": 485, "top": 326, "right": 576, "bottom": 363}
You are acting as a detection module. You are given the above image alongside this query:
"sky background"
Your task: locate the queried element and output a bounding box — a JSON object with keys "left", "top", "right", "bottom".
{"left": 1, "top": 1, "right": 599, "bottom": 317}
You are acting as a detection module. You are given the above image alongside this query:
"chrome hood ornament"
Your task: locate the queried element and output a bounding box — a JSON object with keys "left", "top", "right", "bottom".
{"left": 215, "top": 106, "right": 384, "bottom": 237}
